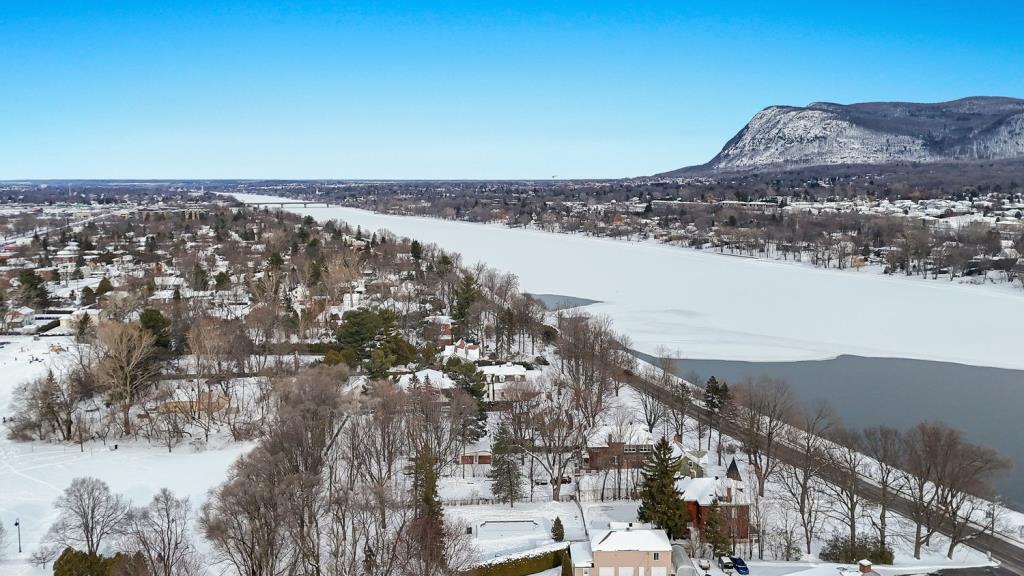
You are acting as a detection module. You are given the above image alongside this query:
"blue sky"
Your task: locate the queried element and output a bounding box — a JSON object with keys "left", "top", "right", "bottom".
{"left": 2, "top": 1, "right": 1023, "bottom": 179}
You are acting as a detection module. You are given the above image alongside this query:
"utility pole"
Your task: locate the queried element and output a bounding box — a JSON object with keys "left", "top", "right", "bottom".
{"left": 14, "top": 518, "right": 21, "bottom": 553}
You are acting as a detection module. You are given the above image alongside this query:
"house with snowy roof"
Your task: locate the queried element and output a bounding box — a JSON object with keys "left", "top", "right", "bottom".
{"left": 572, "top": 523, "right": 673, "bottom": 576}
{"left": 583, "top": 424, "right": 655, "bottom": 472}
{"left": 477, "top": 362, "right": 534, "bottom": 401}
{"left": 676, "top": 467, "right": 750, "bottom": 544}
{"left": 4, "top": 306, "right": 36, "bottom": 329}
{"left": 395, "top": 368, "right": 456, "bottom": 391}
{"left": 442, "top": 338, "right": 481, "bottom": 362}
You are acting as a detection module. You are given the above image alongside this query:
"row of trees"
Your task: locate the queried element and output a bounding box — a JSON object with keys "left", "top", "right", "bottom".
{"left": 722, "top": 377, "right": 1010, "bottom": 560}
{"left": 33, "top": 478, "right": 201, "bottom": 575}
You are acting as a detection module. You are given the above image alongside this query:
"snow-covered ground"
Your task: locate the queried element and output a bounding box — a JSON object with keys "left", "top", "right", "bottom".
{"left": 231, "top": 193, "right": 1024, "bottom": 370}
{"left": 0, "top": 336, "right": 253, "bottom": 575}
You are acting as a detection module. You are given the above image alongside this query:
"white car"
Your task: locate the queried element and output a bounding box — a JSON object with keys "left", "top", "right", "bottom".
{"left": 697, "top": 559, "right": 711, "bottom": 571}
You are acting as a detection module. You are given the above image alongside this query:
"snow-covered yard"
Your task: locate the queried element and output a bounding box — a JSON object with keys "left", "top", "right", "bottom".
{"left": 0, "top": 335, "right": 253, "bottom": 575}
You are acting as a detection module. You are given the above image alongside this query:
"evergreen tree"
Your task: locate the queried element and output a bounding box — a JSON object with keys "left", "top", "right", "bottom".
{"left": 214, "top": 270, "right": 231, "bottom": 290}
{"left": 489, "top": 423, "right": 523, "bottom": 507}
{"left": 446, "top": 358, "right": 488, "bottom": 440}
{"left": 410, "top": 239, "right": 423, "bottom": 261}
{"left": 408, "top": 446, "right": 447, "bottom": 575}
{"left": 452, "top": 274, "right": 479, "bottom": 337}
{"left": 702, "top": 502, "right": 731, "bottom": 557}
{"left": 637, "top": 437, "right": 689, "bottom": 539}
{"left": 139, "top": 308, "right": 171, "bottom": 350}
{"left": 80, "top": 286, "right": 96, "bottom": 306}
{"left": 16, "top": 269, "right": 49, "bottom": 308}
{"left": 190, "top": 261, "right": 209, "bottom": 291}
{"left": 703, "top": 377, "right": 731, "bottom": 461}
{"left": 551, "top": 516, "right": 565, "bottom": 542}
{"left": 95, "top": 276, "right": 114, "bottom": 295}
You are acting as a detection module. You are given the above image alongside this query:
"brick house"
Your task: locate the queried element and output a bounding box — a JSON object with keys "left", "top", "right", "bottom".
{"left": 583, "top": 424, "right": 655, "bottom": 472}
{"left": 676, "top": 475, "right": 751, "bottom": 544}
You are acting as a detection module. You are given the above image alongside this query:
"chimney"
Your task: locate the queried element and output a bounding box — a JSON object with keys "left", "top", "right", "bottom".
{"left": 858, "top": 559, "right": 873, "bottom": 574}
{"left": 672, "top": 433, "right": 681, "bottom": 443}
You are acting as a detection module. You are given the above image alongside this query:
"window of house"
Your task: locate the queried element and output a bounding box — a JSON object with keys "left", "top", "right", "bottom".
{"left": 623, "top": 446, "right": 637, "bottom": 453}
{"left": 653, "top": 552, "right": 660, "bottom": 561}
{"left": 639, "top": 445, "right": 653, "bottom": 453}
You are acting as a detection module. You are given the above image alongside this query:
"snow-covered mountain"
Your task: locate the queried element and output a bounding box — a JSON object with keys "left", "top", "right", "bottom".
{"left": 676, "top": 97, "right": 1024, "bottom": 174}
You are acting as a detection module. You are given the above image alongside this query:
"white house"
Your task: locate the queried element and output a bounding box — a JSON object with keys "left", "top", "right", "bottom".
{"left": 5, "top": 306, "right": 35, "bottom": 329}
{"left": 477, "top": 362, "right": 530, "bottom": 401}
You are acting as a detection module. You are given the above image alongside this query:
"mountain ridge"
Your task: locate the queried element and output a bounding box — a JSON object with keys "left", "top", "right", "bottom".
{"left": 661, "top": 96, "right": 1024, "bottom": 176}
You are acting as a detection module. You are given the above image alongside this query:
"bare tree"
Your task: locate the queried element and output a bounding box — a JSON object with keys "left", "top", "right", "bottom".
{"left": 734, "top": 377, "right": 794, "bottom": 496}
{"left": 637, "top": 362, "right": 670, "bottom": 433}
{"left": 556, "top": 311, "right": 618, "bottom": 430}
{"left": 201, "top": 447, "right": 294, "bottom": 576}
{"left": 97, "top": 321, "right": 160, "bottom": 436}
{"left": 936, "top": 430, "right": 1011, "bottom": 558}
{"left": 862, "top": 425, "right": 904, "bottom": 550}
{"left": 656, "top": 351, "right": 690, "bottom": 441}
{"left": 823, "top": 426, "right": 869, "bottom": 548}
{"left": 45, "top": 477, "right": 128, "bottom": 556}
{"left": 745, "top": 474, "right": 769, "bottom": 560}
{"left": 900, "top": 421, "right": 954, "bottom": 559}
{"left": 514, "top": 382, "right": 589, "bottom": 501}
{"left": 779, "top": 401, "right": 834, "bottom": 554}
{"left": 122, "top": 488, "right": 201, "bottom": 576}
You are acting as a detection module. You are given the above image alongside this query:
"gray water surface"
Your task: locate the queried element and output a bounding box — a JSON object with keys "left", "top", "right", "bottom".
{"left": 650, "top": 354, "right": 1024, "bottom": 509}
{"left": 527, "top": 293, "right": 601, "bottom": 311}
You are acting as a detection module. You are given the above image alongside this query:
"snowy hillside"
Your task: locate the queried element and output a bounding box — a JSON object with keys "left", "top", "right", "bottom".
{"left": 688, "top": 97, "right": 1024, "bottom": 172}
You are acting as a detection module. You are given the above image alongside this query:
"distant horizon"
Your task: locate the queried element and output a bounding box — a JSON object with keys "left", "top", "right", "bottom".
{"left": 4, "top": 2, "right": 1024, "bottom": 179}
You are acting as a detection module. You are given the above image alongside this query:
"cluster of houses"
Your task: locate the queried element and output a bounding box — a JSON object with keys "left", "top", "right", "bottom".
{"left": 473, "top": 519, "right": 880, "bottom": 576}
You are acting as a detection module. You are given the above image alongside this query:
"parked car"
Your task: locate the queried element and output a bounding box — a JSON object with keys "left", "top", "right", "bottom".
{"left": 560, "top": 476, "right": 572, "bottom": 484}
{"left": 533, "top": 478, "right": 549, "bottom": 486}
{"left": 718, "top": 556, "right": 735, "bottom": 571}
{"left": 697, "top": 559, "right": 711, "bottom": 571}
{"left": 730, "top": 557, "right": 749, "bottom": 574}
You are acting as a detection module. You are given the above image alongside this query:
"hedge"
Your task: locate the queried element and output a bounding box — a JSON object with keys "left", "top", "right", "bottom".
{"left": 467, "top": 546, "right": 573, "bottom": 576}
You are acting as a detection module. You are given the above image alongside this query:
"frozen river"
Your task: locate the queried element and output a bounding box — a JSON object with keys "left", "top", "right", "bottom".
{"left": 232, "top": 192, "right": 1024, "bottom": 507}
{"left": 233, "top": 192, "right": 1024, "bottom": 370}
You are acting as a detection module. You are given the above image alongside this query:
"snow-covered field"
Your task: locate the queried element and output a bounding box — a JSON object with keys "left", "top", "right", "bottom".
{"left": 231, "top": 193, "right": 1024, "bottom": 370}
{"left": 0, "top": 336, "right": 253, "bottom": 575}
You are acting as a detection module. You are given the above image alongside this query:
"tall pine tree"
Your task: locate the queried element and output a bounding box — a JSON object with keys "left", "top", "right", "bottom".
{"left": 408, "top": 446, "right": 447, "bottom": 575}
{"left": 637, "top": 437, "right": 689, "bottom": 539}
{"left": 489, "top": 423, "right": 524, "bottom": 507}
{"left": 446, "top": 358, "right": 488, "bottom": 440}
{"left": 452, "top": 274, "right": 479, "bottom": 337}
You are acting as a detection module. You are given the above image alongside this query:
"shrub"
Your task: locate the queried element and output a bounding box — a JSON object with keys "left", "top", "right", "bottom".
{"left": 819, "top": 533, "right": 894, "bottom": 565}
{"left": 53, "top": 548, "right": 147, "bottom": 576}
{"left": 551, "top": 516, "right": 564, "bottom": 542}
{"left": 467, "top": 546, "right": 570, "bottom": 576}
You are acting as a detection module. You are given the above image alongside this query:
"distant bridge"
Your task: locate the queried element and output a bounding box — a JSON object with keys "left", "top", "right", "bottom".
{"left": 246, "top": 201, "right": 334, "bottom": 208}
